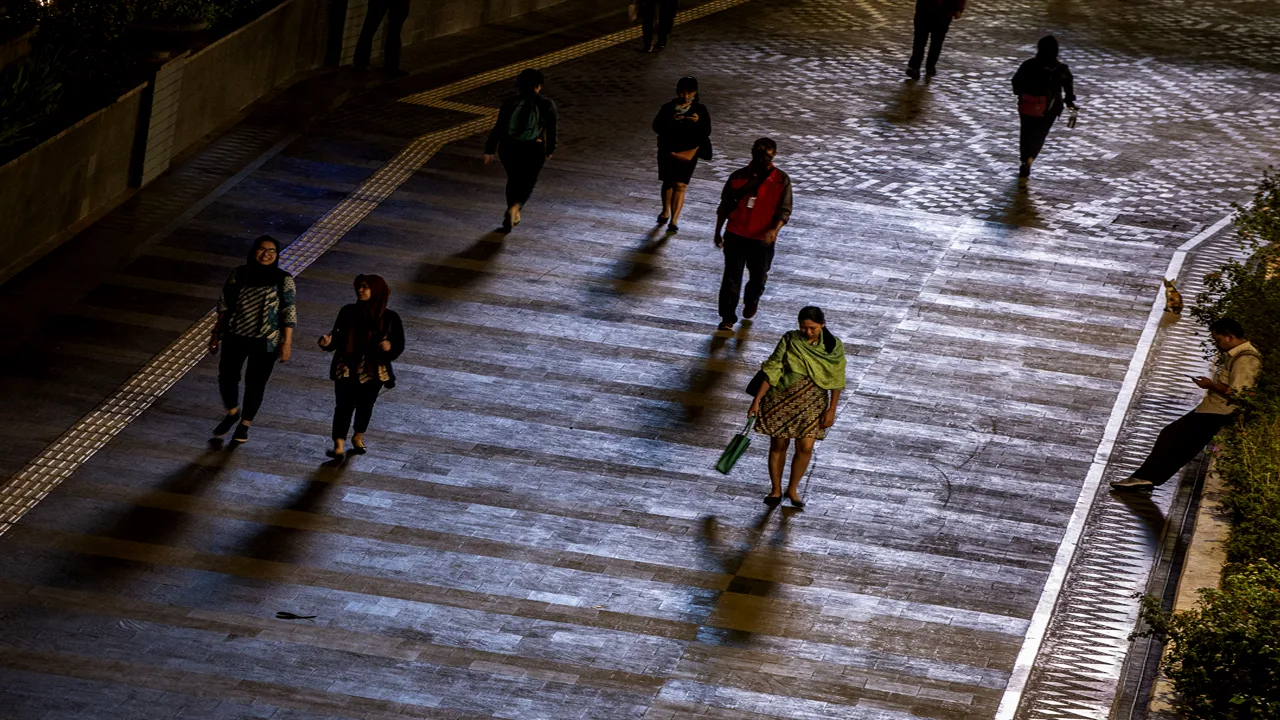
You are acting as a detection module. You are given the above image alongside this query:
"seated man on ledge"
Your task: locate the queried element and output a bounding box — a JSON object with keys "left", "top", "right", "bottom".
{"left": 1112, "top": 317, "right": 1262, "bottom": 493}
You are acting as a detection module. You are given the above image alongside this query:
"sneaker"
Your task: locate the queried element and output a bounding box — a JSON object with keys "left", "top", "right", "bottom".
{"left": 1109, "top": 476, "right": 1154, "bottom": 492}
{"left": 213, "top": 412, "right": 240, "bottom": 437}
{"left": 717, "top": 321, "right": 735, "bottom": 332}
{"left": 232, "top": 423, "right": 250, "bottom": 444}
{"left": 743, "top": 303, "right": 758, "bottom": 319}
{"left": 905, "top": 67, "right": 921, "bottom": 80}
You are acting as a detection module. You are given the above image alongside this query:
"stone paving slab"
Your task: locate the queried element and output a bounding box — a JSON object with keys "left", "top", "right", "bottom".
{"left": 1, "top": 0, "right": 1279, "bottom": 718}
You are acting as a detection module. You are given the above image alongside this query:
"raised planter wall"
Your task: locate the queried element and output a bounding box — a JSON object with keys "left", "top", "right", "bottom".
{"left": 0, "top": 86, "right": 145, "bottom": 283}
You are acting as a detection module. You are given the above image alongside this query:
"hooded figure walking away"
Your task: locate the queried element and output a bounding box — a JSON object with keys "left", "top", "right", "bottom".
{"left": 318, "top": 275, "right": 405, "bottom": 460}
{"left": 484, "top": 68, "right": 559, "bottom": 232}
{"left": 1012, "top": 35, "right": 1077, "bottom": 178}
{"left": 209, "top": 235, "right": 297, "bottom": 444}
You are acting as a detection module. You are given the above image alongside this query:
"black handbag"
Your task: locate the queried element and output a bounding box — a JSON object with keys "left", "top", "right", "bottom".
{"left": 697, "top": 136, "right": 713, "bottom": 161}
{"left": 745, "top": 370, "right": 767, "bottom": 397}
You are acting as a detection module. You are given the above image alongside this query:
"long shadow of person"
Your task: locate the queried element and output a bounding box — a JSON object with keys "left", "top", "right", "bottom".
{"left": 58, "top": 440, "right": 234, "bottom": 590}
{"left": 989, "top": 178, "right": 1043, "bottom": 229}
{"left": 609, "top": 226, "right": 671, "bottom": 295}
{"left": 235, "top": 463, "right": 346, "bottom": 573}
{"left": 1110, "top": 489, "right": 1167, "bottom": 553}
{"left": 695, "top": 506, "right": 795, "bottom": 647}
{"left": 879, "top": 79, "right": 933, "bottom": 126}
{"left": 413, "top": 231, "right": 509, "bottom": 298}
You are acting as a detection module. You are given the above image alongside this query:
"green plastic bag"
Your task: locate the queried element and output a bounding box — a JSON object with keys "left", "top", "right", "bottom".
{"left": 715, "top": 416, "right": 756, "bottom": 474}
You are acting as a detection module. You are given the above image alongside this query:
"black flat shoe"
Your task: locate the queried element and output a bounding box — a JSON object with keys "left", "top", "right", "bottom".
{"left": 213, "top": 412, "right": 240, "bottom": 437}
{"left": 657, "top": 214, "right": 669, "bottom": 225}
{"left": 232, "top": 423, "right": 250, "bottom": 444}
{"left": 787, "top": 496, "right": 806, "bottom": 509}
{"left": 325, "top": 449, "right": 345, "bottom": 460}
{"left": 763, "top": 495, "right": 782, "bottom": 507}
{"left": 349, "top": 444, "right": 367, "bottom": 455}
{"left": 666, "top": 223, "right": 678, "bottom": 233}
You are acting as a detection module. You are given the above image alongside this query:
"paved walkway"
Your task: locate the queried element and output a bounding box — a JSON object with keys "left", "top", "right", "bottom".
{"left": 1, "top": 0, "right": 1279, "bottom": 718}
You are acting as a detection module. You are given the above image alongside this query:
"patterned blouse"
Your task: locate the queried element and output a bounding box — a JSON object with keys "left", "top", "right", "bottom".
{"left": 217, "top": 269, "right": 298, "bottom": 352}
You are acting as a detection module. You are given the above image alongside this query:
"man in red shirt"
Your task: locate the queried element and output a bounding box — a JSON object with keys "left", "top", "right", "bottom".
{"left": 714, "top": 138, "right": 793, "bottom": 332}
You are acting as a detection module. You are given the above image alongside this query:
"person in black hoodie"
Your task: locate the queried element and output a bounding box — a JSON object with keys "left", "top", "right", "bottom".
{"left": 318, "top": 274, "right": 405, "bottom": 460}
{"left": 484, "top": 68, "right": 559, "bottom": 231}
{"left": 210, "top": 235, "right": 297, "bottom": 444}
{"left": 906, "top": 0, "right": 966, "bottom": 79}
{"left": 652, "top": 76, "right": 711, "bottom": 234}
{"left": 1012, "top": 35, "right": 1077, "bottom": 178}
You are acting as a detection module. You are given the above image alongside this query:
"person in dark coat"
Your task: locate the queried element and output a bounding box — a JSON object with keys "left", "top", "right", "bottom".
{"left": 1012, "top": 35, "right": 1077, "bottom": 177}
{"left": 484, "top": 68, "right": 559, "bottom": 231}
{"left": 906, "top": 0, "right": 965, "bottom": 79}
{"left": 318, "top": 274, "right": 405, "bottom": 460}
{"left": 652, "top": 76, "right": 711, "bottom": 234}
{"left": 353, "top": 0, "right": 411, "bottom": 74}
{"left": 638, "top": 0, "right": 678, "bottom": 52}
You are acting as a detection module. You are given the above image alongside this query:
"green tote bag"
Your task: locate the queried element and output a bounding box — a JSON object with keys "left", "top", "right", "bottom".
{"left": 715, "top": 416, "right": 756, "bottom": 474}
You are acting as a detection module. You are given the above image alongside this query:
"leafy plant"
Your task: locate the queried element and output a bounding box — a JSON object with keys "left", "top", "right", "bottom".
{"left": 1136, "top": 562, "right": 1280, "bottom": 720}
{"left": 0, "top": 48, "right": 66, "bottom": 149}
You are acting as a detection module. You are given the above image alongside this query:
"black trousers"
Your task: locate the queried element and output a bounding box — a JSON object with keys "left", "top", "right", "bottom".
{"left": 1018, "top": 112, "right": 1058, "bottom": 163}
{"left": 333, "top": 379, "right": 384, "bottom": 439}
{"left": 908, "top": 15, "right": 952, "bottom": 71}
{"left": 1133, "top": 410, "right": 1235, "bottom": 486}
{"left": 639, "top": 0, "right": 677, "bottom": 47}
{"left": 718, "top": 232, "right": 775, "bottom": 324}
{"left": 499, "top": 140, "right": 547, "bottom": 208}
{"left": 353, "top": 0, "right": 411, "bottom": 71}
{"left": 218, "top": 334, "right": 277, "bottom": 421}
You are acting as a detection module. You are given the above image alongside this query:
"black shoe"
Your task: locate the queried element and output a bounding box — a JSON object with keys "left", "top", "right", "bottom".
{"left": 349, "top": 443, "right": 367, "bottom": 455}
{"left": 925, "top": 67, "right": 937, "bottom": 77}
{"left": 657, "top": 213, "right": 669, "bottom": 225}
{"left": 717, "top": 321, "right": 735, "bottom": 332}
{"left": 1018, "top": 162, "right": 1031, "bottom": 178}
{"left": 763, "top": 494, "right": 782, "bottom": 507}
{"left": 325, "top": 448, "right": 345, "bottom": 460}
{"left": 906, "top": 67, "right": 921, "bottom": 80}
{"left": 787, "top": 495, "right": 806, "bottom": 509}
{"left": 743, "top": 303, "right": 758, "bottom": 319}
{"left": 1110, "top": 477, "right": 1154, "bottom": 492}
{"left": 643, "top": 42, "right": 654, "bottom": 53}
{"left": 501, "top": 212, "right": 513, "bottom": 232}
{"left": 213, "top": 412, "right": 240, "bottom": 437}
{"left": 666, "top": 223, "right": 678, "bottom": 234}
{"left": 655, "top": 37, "right": 667, "bottom": 49}
{"left": 232, "top": 423, "right": 250, "bottom": 443}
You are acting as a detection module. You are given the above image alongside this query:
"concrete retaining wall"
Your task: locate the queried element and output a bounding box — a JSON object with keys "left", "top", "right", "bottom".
{"left": 0, "top": 86, "right": 145, "bottom": 283}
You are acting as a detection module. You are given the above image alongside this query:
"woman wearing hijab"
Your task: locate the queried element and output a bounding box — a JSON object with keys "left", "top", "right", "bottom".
{"left": 652, "top": 76, "right": 711, "bottom": 234}
{"left": 748, "top": 306, "right": 846, "bottom": 508}
{"left": 209, "top": 235, "right": 297, "bottom": 443}
{"left": 1012, "top": 35, "right": 1077, "bottom": 178}
{"left": 484, "top": 68, "right": 558, "bottom": 232}
{"left": 318, "top": 275, "right": 405, "bottom": 459}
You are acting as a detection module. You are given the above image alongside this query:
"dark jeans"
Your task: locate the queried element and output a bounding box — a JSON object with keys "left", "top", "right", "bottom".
{"left": 333, "top": 378, "right": 384, "bottom": 439}
{"left": 718, "top": 231, "right": 775, "bottom": 324}
{"left": 639, "top": 0, "right": 677, "bottom": 47}
{"left": 218, "top": 334, "right": 277, "bottom": 421}
{"left": 1018, "top": 112, "right": 1058, "bottom": 163}
{"left": 499, "top": 140, "right": 547, "bottom": 207}
{"left": 353, "top": 0, "right": 411, "bottom": 71}
{"left": 908, "top": 15, "right": 952, "bottom": 71}
{"left": 1133, "top": 410, "right": 1235, "bottom": 486}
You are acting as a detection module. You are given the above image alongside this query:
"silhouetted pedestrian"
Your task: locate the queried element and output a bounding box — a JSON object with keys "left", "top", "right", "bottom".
{"left": 749, "top": 306, "right": 846, "bottom": 508}
{"left": 638, "top": 0, "right": 678, "bottom": 52}
{"left": 353, "top": 0, "right": 411, "bottom": 74}
{"left": 652, "top": 76, "right": 711, "bottom": 234}
{"left": 318, "top": 275, "right": 405, "bottom": 460}
{"left": 209, "top": 235, "right": 297, "bottom": 444}
{"left": 1112, "top": 318, "right": 1261, "bottom": 493}
{"left": 484, "top": 68, "right": 558, "bottom": 231}
{"left": 1012, "top": 35, "right": 1077, "bottom": 177}
{"left": 714, "top": 138, "right": 792, "bottom": 332}
{"left": 907, "top": 0, "right": 965, "bottom": 79}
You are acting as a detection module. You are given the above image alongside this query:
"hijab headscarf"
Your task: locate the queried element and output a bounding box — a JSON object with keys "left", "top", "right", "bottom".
{"left": 238, "top": 235, "right": 289, "bottom": 288}
{"left": 346, "top": 274, "right": 391, "bottom": 357}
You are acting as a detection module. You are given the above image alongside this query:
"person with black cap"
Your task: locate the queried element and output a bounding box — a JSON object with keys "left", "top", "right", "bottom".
{"left": 208, "top": 235, "right": 297, "bottom": 443}
{"left": 1012, "top": 35, "right": 1077, "bottom": 177}
{"left": 652, "top": 76, "right": 712, "bottom": 234}
{"left": 484, "top": 68, "right": 559, "bottom": 231}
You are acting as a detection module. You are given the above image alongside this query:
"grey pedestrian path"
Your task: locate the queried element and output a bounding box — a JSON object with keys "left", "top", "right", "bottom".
{"left": 0, "top": 0, "right": 1278, "bottom": 718}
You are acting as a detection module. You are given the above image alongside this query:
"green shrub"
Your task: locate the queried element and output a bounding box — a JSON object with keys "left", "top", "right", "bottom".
{"left": 0, "top": 49, "right": 66, "bottom": 149}
{"left": 1216, "top": 412, "right": 1280, "bottom": 567}
{"left": 1138, "top": 562, "right": 1280, "bottom": 720}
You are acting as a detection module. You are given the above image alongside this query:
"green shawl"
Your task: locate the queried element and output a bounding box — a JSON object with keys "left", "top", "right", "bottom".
{"left": 760, "top": 329, "right": 847, "bottom": 391}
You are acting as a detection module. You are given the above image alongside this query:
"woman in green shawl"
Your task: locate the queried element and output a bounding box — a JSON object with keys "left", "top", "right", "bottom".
{"left": 748, "top": 306, "right": 846, "bottom": 508}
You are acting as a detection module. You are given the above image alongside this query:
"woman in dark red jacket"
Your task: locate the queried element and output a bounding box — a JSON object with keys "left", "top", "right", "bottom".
{"left": 318, "top": 275, "right": 405, "bottom": 460}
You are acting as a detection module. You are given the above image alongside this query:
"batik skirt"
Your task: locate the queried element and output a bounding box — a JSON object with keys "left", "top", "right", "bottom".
{"left": 754, "top": 375, "right": 830, "bottom": 440}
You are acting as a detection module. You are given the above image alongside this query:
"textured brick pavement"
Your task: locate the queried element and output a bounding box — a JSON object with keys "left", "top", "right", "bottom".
{"left": 0, "top": 0, "right": 1278, "bottom": 718}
